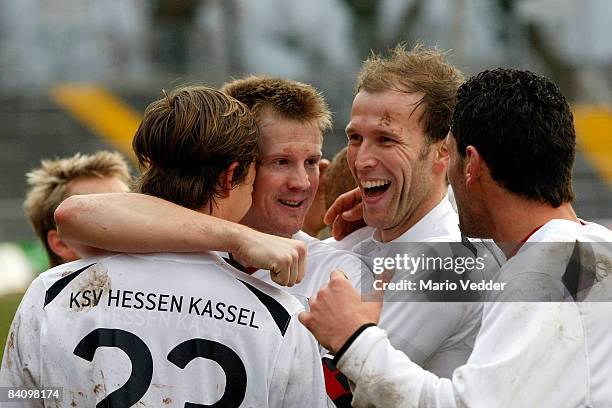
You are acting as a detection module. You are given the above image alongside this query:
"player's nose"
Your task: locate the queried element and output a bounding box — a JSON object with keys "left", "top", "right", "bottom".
{"left": 287, "top": 165, "right": 310, "bottom": 190}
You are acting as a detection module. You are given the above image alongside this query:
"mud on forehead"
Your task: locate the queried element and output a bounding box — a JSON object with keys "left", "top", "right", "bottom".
{"left": 379, "top": 112, "right": 393, "bottom": 127}
{"left": 350, "top": 90, "right": 425, "bottom": 129}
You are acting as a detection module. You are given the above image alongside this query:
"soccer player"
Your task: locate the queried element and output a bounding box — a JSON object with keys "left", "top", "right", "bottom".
{"left": 56, "top": 50, "right": 488, "bottom": 385}
{"left": 23, "top": 151, "right": 130, "bottom": 267}
{"left": 321, "top": 45, "right": 494, "bottom": 380}
{"left": 300, "top": 69, "right": 612, "bottom": 407}
{"left": 54, "top": 76, "right": 365, "bottom": 307}
{"left": 0, "top": 86, "right": 328, "bottom": 407}
{"left": 219, "top": 77, "right": 364, "bottom": 302}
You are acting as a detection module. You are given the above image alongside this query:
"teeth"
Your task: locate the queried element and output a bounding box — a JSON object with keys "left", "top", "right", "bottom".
{"left": 362, "top": 180, "right": 391, "bottom": 189}
{"left": 279, "top": 199, "right": 301, "bottom": 207}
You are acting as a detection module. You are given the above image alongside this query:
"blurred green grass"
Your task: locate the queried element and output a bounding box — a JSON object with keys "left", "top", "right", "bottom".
{"left": 0, "top": 240, "right": 46, "bottom": 362}
{"left": 0, "top": 293, "right": 23, "bottom": 362}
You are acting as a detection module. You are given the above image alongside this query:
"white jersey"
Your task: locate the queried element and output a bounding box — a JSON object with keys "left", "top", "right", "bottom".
{"left": 250, "top": 231, "right": 364, "bottom": 307}
{"left": 0, "top": 252, "right": 329, "bottom": 407}
{"left": 323, "top": 226, "right": 375, "bottom": 252}
{"left": 336, "top": 219, "right": 612, "bottom": 407}
{"left": 350, "top": 195, "right": 489, "bottom": 378}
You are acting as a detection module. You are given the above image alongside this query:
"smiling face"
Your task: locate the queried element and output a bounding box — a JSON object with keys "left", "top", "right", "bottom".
{"left": 240, "top": 108, "right": 322, "bottom": 237}
{"left": 346, "top": 90, "right": 444, "bottom": 242}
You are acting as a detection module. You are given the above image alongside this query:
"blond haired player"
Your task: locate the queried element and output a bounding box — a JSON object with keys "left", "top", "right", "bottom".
{"left": 54, "top": 76, "right": 365, "bottom": 307}
{"left": 301, "top": 69, "right": 612, "bottom": 408}
{"left": 23, "top": 151, "right": 130, "bottom": 267}
{"left": 1, "top": 86, "right": 328, "bottom": 407}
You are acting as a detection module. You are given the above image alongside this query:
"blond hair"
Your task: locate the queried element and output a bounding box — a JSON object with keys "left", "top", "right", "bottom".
{"left": 132, "top": 85, "right": 258, "bottom": 210}
{"left": 221, "top": 76, "right": 332, "bottom": 134}
{"left": 357, "top": 44, "right": 464, "bottom": 143}
{"left": 24, "top": 151, "right": 131, "bottom": 266}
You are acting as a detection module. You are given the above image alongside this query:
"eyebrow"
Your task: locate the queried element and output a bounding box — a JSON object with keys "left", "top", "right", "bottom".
{"left": 345, "top": 124, "right": 400, "bottom": 138}
{"left": 264, "top": 151, "right": 322, "bottom": 160}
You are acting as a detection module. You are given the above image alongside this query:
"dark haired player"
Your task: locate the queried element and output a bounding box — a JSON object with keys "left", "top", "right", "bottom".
{"left": 301, "top": 69, "right": 612, "bottom": 407}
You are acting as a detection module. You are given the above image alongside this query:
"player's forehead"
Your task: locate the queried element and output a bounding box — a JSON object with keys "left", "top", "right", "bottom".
{"left": 259, "top": 141, "right": 322, "bottom": 160}
{"left": 347, "top": 90, "right": 424, "bottom": 136}
{"left": 257, "top": 112, "right": 322, "bottom": 158}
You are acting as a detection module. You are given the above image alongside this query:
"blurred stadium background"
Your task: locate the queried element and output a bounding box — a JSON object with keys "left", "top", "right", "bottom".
{"left": 1, "top": 0, "right": 612, "bottom": 357}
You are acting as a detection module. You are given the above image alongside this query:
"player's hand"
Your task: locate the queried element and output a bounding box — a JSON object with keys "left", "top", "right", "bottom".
{"left": 232, "top": 229, "right": 307, "bottom": 287}
{"left": 323, "top": 188, "right": 366, "bottom": 240}
{"left": 299, "top": 270, "right": 382, "bottom": 353}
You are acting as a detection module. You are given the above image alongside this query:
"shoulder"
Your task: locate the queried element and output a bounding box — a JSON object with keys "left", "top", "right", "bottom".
{"left": 578, "top": 220, "right": 612, "bottom": 242}
{"left": 146, "top": 251, "right": 308, "bottom": 318}
{"left": 323, "top": 227, "right": 376, "bottom": 251}
{"left": 36, "top": 255, "right": 121, "bottom": 299}
{"left": 305, "top": 239, "right": 365, "bottom": 282}
{"left": 528, "top": 219, "right": 612, "bottom": 243}
{"left": 233, "top": 269, "right": 305, "bottom": 317}
{"left": 294, "top": 230, "right": 360, "bottom": 265}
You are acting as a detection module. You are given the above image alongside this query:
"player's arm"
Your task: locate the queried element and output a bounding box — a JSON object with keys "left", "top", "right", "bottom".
{"left": 301, "top": 272, "right": 583, "bottom": 407}
{"left": 323, "top": 188, "right": 366, "bottom": 240}
{"left": 55, "top": 193, "right": 306, "bottom": 286}
{"left": 299, "top": 272, "right": 458, "bottom": 407}
{"left": 0, "top": 278, "right": 45, "bottom": 407}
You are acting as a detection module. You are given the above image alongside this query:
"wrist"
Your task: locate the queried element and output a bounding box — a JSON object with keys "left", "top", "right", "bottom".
{"left": 224, "top": 222, "right": 251, "bottom": 254}
{"left": 330, "top": 319, "right": 374, "bottom": 353}
{"left": 332, "top": 323, "right": 377, "bottom": 364}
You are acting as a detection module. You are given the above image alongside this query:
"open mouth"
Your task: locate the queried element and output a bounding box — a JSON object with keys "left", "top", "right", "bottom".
{"left": 362, "top": 179, "right": 391, "bottom": 198}
{"left": 278, "top": 199, "right": 304, "bottom": 208}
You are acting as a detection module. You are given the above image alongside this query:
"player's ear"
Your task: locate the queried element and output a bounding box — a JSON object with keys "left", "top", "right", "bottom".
{"left": 432, "top": 138, "right": 449, "bottom": 173}
{"left": 47, "top": 229, "right": 79, "bottom": 264}
{"left": 464, "top": 146, "right": 482, "bottom": 186}
{"left": 218, "top": 162, "right": 239, "bottom": 198}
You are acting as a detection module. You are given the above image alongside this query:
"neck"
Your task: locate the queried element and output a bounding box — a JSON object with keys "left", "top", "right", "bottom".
{"left": 377, "top": 186, "right": 447, "bottom": 243}
{"left": 488, "top": 197, "right": 578, "bottom": 256}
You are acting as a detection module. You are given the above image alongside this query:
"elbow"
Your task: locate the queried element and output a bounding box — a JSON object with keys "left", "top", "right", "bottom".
{"left": 54, "top": 195, "right": 84, "bottom": 233}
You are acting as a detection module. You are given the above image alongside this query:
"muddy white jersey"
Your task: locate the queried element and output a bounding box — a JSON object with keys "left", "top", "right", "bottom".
{"left": 346, "top": 195, "right": 490, "bottom": 378}
{"left": 0, "top": 252, "right": 328, "bottom": 407}
{"left": 336, "top": 219, "right": 612, "bottom": 408}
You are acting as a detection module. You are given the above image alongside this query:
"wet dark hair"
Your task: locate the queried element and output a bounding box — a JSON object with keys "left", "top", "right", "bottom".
{"left": 451, "top": 68, "right": 575, "bottom": 207}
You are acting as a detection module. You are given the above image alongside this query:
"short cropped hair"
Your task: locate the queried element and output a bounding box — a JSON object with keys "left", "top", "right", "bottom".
{"left": 356, "top": 44, "right": 464, "bottom": 143}
{"left": 221, "top": 76, "right": 332, "bottom": 134}
{"left": 132, "top": 85, "right": 258, "bottom": 210}
{"left": 24, "top": 151, "right": 131, "bottom": 266}
{"left": 323, "top": 147, "right": 357, "bottom": 209}
{"left": 451, "top": 68, "right": 575, "bottom": 207}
